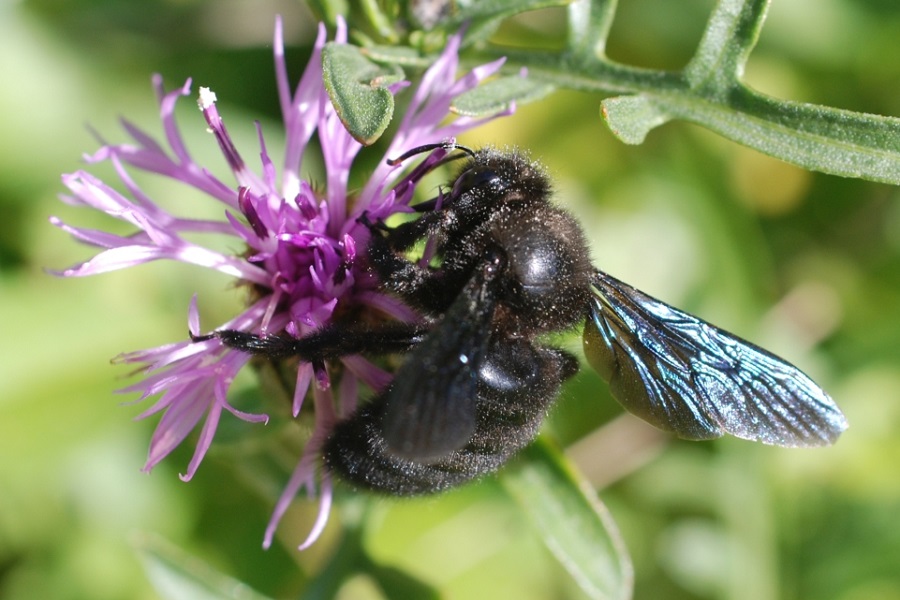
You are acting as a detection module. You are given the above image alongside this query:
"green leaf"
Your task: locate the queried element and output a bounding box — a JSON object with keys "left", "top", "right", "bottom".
{"left": 322, "top": 43, "right": 404, "bottom": 145}
{"left": 362, "top": 44, "right": 432, "bottom": 68}
{"left": 501, "top": 437, "right": 633, "bottom": 600}
{"left": 617, "top": 88, "right": 900, "bottom": 184}
{"left": 300, "top": 498, "right": 441, "bottom": 600}
{"left": 467, "top": 0, "right": 900, "bottom": 184}
{"left": 684, "top": 0, "right": 769, "bottom": 92}
{"left": 452, "top": 0, "right": 574, "bottom": 46}
{"left": 600, "top": 95, "right": 672, "bottom": 144}
{"left": 358, "top": 0, "right": 399, "bottom": 44}
{"left": 134, "top": 534, "right": 273, "bottom": 600}
{"left": 368, "top": 564, "right": 442, "bottom": 600}
{"left": 451, "top": 75, "right": 555, "bottom": 117}
{"left": 453, "top": 0, "right": 573, "bottom": 20}
{"left": 566, "top": 0, "right": 618, "bottom": 59}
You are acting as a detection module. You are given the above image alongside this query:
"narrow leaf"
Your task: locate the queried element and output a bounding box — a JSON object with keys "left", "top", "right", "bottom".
{"left": 322, "top": 43, "right": 404, "bottom": 145}
{"left": 451, "top": 75, "right": 555, "bottom": 116}
{"left": 501, "top": 437, "right": 633, "bottom": 600}
{"left": 655, "top": 88, "right": 900, "bottom": 184}
{"left": 450, "top": 0, "right": 574, "bottom": 46}
{"left": 685, "top": 0, "right": 770, "bottom": 90}
{"left": 597, "top": 85, "right": 900, "bottom": 183}
{"left": 567, "top": 0, "right": 619, "bottom": 59}
{"left": 362, "top": 44, "right": 431, "bottom": 68}
{"left": 358, "top": 0, "right": 398, "bottom": 44}
{"left": 452, "top": 0, "right": 573, "bottom": 22}
{"left": 368, "top": 564, "right": 442, "bottom": 600}
{"left": 134, "top": 534, "right": 273, "bottom": 600}
{"left": 299, "top": 500, "right": 441, "bottom": 600}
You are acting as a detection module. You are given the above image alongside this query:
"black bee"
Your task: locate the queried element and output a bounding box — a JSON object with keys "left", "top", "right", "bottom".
{"left": 198, "top": 144, "right": 848, "bottom": 496}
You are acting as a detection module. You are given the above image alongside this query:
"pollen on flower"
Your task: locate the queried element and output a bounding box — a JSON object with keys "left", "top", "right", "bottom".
{"left": 52, "top": 15, "right": 517, "bottom": 551}
{"left": 198, "top": 87, "right": 218, "bottom": 110}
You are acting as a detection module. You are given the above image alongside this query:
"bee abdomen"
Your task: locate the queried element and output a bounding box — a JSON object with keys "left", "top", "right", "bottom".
{"left": 322, "top": 341, "right": 578, "bottom": 496}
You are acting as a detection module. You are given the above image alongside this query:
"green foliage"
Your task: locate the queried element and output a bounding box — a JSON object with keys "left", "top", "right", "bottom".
{"left": 325, "top": 0, "right": 900, "bottom": 182}
{"left": 322, "top": 43, "right": 403, "bottom": 145}
{"left": 136, "top": 535, "right": 274, "bottom": 600}
{"left": 296, "top": 502, "right": 442, "bottom": 600}
{"left": 451, "top": 75, "right": 555, "bottom": 117}
{"left": 502, "top": 438, "right": 633, "bottom": 600}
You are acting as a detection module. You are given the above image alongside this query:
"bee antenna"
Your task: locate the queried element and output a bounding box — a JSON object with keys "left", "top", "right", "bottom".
{"left": 387, "top": 142, "right": 476, "bottom": 166}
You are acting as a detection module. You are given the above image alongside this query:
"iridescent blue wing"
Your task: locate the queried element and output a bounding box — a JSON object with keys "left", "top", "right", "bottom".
{"left": 584, "top": 270, "right": 848, "bottom": 447}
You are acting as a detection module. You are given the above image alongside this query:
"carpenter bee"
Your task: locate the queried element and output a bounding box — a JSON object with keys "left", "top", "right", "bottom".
{"left": 198, "top": 144, "right": 848, "bottom": 495}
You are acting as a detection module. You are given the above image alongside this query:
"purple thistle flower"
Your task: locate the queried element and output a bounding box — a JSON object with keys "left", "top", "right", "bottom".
{"left": 52, "top": 16, "right": 515, "bottom": 550}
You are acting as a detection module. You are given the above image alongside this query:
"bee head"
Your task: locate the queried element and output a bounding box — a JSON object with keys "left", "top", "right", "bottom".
{"left": 451, "top": 148, "right": 552, "bottom": 208}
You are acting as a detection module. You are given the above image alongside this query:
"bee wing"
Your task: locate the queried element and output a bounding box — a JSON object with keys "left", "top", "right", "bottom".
{"left": 382, "top": 254, "right": 504, "bottom": 462}
{"left": 584, "top": 270, "right": 848, "bottom": 447}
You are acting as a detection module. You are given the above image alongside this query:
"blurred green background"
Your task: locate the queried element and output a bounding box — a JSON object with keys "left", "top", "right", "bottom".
{"left": 2, "top": 0, "right": 899, "bottom": 598}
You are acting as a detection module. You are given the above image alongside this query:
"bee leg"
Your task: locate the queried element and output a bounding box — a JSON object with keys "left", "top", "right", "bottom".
{"left": 192, "top": 321, "right": 428, "bottom": 362}
{"left": 362, "top": 228, "right": 467, "bottom": 316}
{"left": 359, "top": 209, "right": 446, "bottom": 253}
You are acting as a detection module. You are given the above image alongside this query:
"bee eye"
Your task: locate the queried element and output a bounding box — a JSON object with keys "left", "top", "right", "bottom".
{"left": 453, "top": 166, "right": 504, "bottom": 197}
